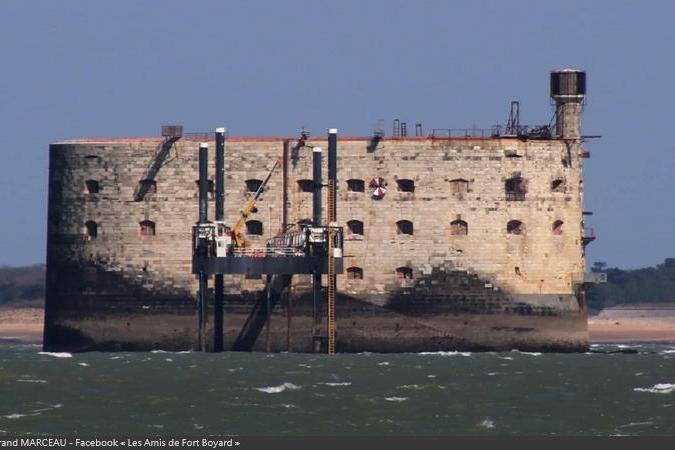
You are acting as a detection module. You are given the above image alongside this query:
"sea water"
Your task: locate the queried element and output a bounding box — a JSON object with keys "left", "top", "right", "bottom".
{"left": 1, "top": 343, "right": 674, "bottom": 436}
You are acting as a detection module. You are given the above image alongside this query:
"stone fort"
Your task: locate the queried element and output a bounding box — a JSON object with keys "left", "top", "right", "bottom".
{"left": 44, "top": 70, "right": 594, "bottom": 352}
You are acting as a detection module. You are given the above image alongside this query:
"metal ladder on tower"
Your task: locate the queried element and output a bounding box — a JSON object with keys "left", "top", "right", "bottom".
{"left": 327, "top": 180, "right": 337, "bottom": 355}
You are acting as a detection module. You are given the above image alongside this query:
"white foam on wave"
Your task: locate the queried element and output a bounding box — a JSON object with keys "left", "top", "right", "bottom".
{"left": 385, "top": 396, "right": 408, "bottom": 402}
{"left": 419, "top": 351, "right": 471, "bottom": 357}
{"left": 78, "top": 362, "right": 89, "bottom": 367}
{"left": 16, "top": 379, "right": 47, "bottom": 383}
{"left": 319, "top": 382, "right": 352, "bottom": 387}
{"left": 3, "top": 413, "right": 30, "bottom": 420}
{"left": 256, "top": 382, "right": 301, "bottom": 394}
{"left": 378, "top": 361, "right": 390, "bottom": 366}
{"left": 479, "top": 418, "right": 495, "bottom": 429}
{"left": 660, "top": 350, "right": 675, "bottom": 354}
{"left": 634, "top": 383, "right": 675, "bottom": 394}
{"left": 151, "top": 350, "right": 168, "bottom": 353}
{"left": 399, "top": 384, "right": 422, "bottom": 390}
{"left": 38, "top": 352, "right": 72, "bottom": 358}
{"left": 427, "top": 374, "right": 437, "bottom": 378}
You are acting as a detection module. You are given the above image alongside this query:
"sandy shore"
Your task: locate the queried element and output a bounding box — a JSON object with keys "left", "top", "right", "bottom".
{"left": 2, "top": 305, "right": 675, "bottom": 346}
{"left": 0, "top": 306, "right": 44, "bottom": 344}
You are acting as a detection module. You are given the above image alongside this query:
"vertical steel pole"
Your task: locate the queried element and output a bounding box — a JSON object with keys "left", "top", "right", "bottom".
{"left": 198, "top": 143, "right": 209, "bottom": 352}
{"left": 214, "top": 128, "right": 226, "bottom": 352}
{"left": 312, "top": 146, "right": 323, "bottom": 352}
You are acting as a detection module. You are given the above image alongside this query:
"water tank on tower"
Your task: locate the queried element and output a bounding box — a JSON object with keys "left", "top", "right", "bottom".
{"left": 550, "top": 69, "right": 586, "bottom": 139}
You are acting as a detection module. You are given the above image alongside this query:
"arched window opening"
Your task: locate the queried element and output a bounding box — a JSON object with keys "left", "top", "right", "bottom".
{"left": 346, "top": 179, "right": 365, "bottom": 192}
{"left": 245, "top": 179, "right": 263, "bottom": 194}
{"left": 396, "top": 267, "right": 413, "bottom": 280}
{"left": 450, "top": 219, "right": 468, "bottom": 236}
{"left": 346, "top": 267, "right": 364, "bottom": 280}
{"left": 139, "top": 220, "right": 156, "bottom": 236}
{"left": 396, "top": 179, "right": 415, "bottom": 193}
{"left": 396, "top": 220, "right": 414, "bottom": 235}
{"left": 552, "top": 220, "right": 564, "bottom": 235}
{"left": 139, "top": 179, "right": 157, "bottom": 194}
{"left": 194, "top": 180, "right": 214, "bottom": 199}
{"left": 551, "top": 178, "right": 566, "bottom": 193}
{"left": 297, "top": 179, "right": 314, "bottom": 193}
{"left": 84, "top": 179, "right": 100, "bottom": 194}
{"left": 347, "top": 220, "right": 364, "bottom": 235}
{"left": 246, "top": 220, "right": 263, "bottom": 236}
{"left": 84, "top": 221, "right": 98, "bottom": 240}
{"left": 505, "top": 176, "right": 527, "bottom": 201}
{"left": 507, "top": 220, "right": 524, "bottom": 235}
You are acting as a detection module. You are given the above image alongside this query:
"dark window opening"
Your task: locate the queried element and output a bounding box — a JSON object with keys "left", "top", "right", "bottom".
{"left": 507, "top": 220, "right": 524, "bottom": 235}
{"left": 346, "top": 179, "right": 365, "bottom": 192}
{"left": 140, "top": 179, "right": 157, "bottom": 194}
{"left": 84, "top": 220, "right": 98, "bottom": 239}
{"left": 396, "top": 220, "right": 413, "bottom": 235}
{"left": 553, "top": 220, "right": 564, "bottom": 235}
{"left": 347, "top": 220, "right": 364, "bottom": 235}
{"left": 140, "top": 220, "right": 156, "bottom": 236}
{"left": 396, "top": 179, "right": 415, "bottom": 193}
{"left": 346, "top": 267, "right": 364, "bottom": 280}
{"left": 194, "top": 180, "right": 214, "bottom": 199}
{"left": 85, "top": 179, "right": 99, "bottom": 194}
{"left": 505, "top": 176, "right": 527, "bottom": 201}
{"left": 245, "top": 179, "right": 263, "bottom": 193}
{"left": 396, "top": 267, "right": 413, "bottom": 280}
{"left": 450, "top": 179, "right": 469, "bottom": 195}
{"left": 246, "top": 220, "right": 263, "bottom": 236}
{"left": 450, "top": 219, "right": 468, "bottom": 235}
{"left": 297, "top": 179, "right": 314, "bottom": 193}
{"left": 245, "top": 274, "right": 262, "bottom": 280}
{"left": 551, "top": 178, "right": 566, "bottom": 192}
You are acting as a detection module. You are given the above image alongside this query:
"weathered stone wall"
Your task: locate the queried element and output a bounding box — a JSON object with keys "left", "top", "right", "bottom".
{"left": 44, "top": 133, "right": 589, "bottom": 351}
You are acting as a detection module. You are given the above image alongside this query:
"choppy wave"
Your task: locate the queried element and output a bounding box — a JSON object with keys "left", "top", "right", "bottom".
{"left": 256, "top": 382, "right": 301, "bottom": 394}
{"left": 633, "top": 383, "right": 675, "bottom": 394}
{"left": 318, "top": 382, "right": 352, "bottom": 387}
{"left": 16, "top": 379, "right": 47, "bottom": 383}
{"left": 385, "top": 396, "right": 408, "bottom": 402}
{"left": 418, "top": 351, "right": 471, "bottom": 357}
{"left": 37, "top": 352, "right": 72, "bottom": 358}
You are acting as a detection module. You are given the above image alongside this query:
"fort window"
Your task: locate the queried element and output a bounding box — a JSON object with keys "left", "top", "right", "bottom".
{"left": 396, "top": 179, "right": 415, "bottom": 193}
{"left": 245, "top": 179, "right": 263, "bottom": 193}
{"left": 84, "top": 179, "right": 100, "bottom": 194}
{"left": 450, "top": 219, "right": 468, "bottom": 236}
{"left": 84, "top": 220, "right": 98, "bottom": 240}
{"left": 507, "top": 220, "right": 524, "bottom": 235}
{"left": 246, "top": 220, "right": 263, "bottom": 236}
{"left": 84, "top": 155, "right": 102, "bottom": 165}
{"left": 346, "top": 267, "right": 364, "bottom": 280}
{"left": 450, "top": 179, "right": 469, "bottom": 195}
{"left": 505, "top": 176, "right": 527, "bottom": 201}
{"left": 347, "top": 220, "right": 364, "bottom": 235}
{"left": 194, "top": 180, "right": 214, "bottom": 199}
{"left": 245, "top": 274, "right": 262, "bottom": 280}
{"left": 346, "top": 179, "right": 365, "bottom": 192}
{"left": 297, "top": 179, "right": 314, "bottom": 193}
{"left": 551, "top": 178, "right": 566, "bottom": 192}
{"left": 139, "top": 179, "right": 157, "bottom": 194}
{"left": 396, "top": 220, "right": 414, "bottom": 235}
{"left": 139, "top": 220, "right": 156, "bottom": 236}
{"left": 552, "top": 220, "right": 564, "bottom": 235}
{"left": 396, "top": 267, "right": 413, "bottom": 280}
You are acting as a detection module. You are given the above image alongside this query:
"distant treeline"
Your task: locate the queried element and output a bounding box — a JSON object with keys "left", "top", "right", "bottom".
{"left": 0, "top": 265, "right": 45, "bottom": 305}
{"left": 587, "top": 259, "right": 675, "bottom": 310}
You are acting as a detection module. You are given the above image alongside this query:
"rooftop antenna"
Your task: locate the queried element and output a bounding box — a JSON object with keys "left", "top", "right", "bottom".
{"left": 505, "top": 101, "right": 520, "bottom": 135}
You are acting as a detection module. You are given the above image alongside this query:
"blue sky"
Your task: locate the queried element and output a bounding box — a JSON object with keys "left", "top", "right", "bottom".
{"left": 1, "top": 0, "right": 674, "bottom": 268}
